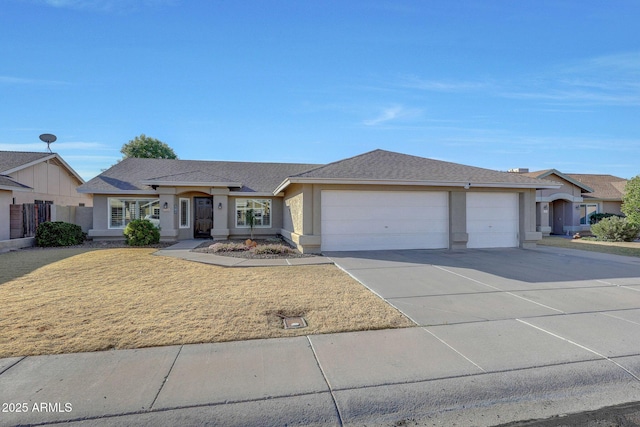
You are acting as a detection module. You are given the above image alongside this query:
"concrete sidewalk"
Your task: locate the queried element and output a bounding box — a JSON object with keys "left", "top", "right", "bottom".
{"left": 2, "top": 327, "right": 640, "bottom": 426}
{"left": 153, "top": 239, "right": 333, "bottom": 267}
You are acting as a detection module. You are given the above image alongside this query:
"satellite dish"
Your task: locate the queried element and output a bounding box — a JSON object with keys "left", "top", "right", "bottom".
{"left": 39, "top": 133, "right": 57, "bottom": 153}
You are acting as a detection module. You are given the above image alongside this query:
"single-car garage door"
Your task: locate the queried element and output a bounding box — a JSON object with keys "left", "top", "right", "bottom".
{"left": 321, "top": 190, "right": 449, "bottom": 251}
{"left": 467, "top": 192, "right": 519, "bottom": 248}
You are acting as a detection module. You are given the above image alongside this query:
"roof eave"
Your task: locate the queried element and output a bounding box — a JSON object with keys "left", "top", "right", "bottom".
{"left": 0, "top": 185, "right": 33, "bottom": 192}
{"left": 76, "top": 189, "right": 156, "bottom": 195}
{"left": 275, "top": 177, "right": 561, "bottom": 192}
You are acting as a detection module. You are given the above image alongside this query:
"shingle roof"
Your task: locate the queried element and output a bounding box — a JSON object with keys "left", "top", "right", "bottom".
{"left": 521, "top": 169, "right": 628, "bottom": 200}
{"left": 0, "top": 151, "right": 54, "bottom": 173}
{"left": 79, "top": 149, "right": 561, "bottom": 194}
{"left": 567, "top": 173, "right": 627, "bottom": 200}
{"left": 78, "top": 158, "right": 321, "bottom": 194}
{"left": 289, "top": 149, "right": 557, "bottom": 187}
{"left": 522, "top": 169, "right": 593, "bottom": 192}
{"left": 0, "top": 174, "right": 32, "bottom": 191}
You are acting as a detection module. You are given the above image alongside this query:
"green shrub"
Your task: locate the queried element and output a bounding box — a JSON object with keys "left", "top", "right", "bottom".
{"left": 36, "top": 221, "right": 85, "bottom": 247}
{"left": 589, "top": 213, "right": 623, "bottom": 225}
{"left": 123, "top": 219, "right": 160, "bottom": 246}
{"left": 590, "top": 216, "right": 640, "bottom": 242}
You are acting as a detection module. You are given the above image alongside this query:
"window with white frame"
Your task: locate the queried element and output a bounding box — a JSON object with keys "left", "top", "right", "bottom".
{"left": 236, "top": 199, "right": 271, "bottom": 228}
{"left": 108, "top": 198, "right": 160, "bottom": 229}
{"left": 579, "top": 204, "right": 598, "bottom": 225}
{"left": 179, "top": 198, "right": 190, "bottom": 228}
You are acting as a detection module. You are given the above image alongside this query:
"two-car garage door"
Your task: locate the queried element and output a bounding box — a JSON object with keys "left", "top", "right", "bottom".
{"left": 321, "top": 190, "right": 449, "bottom": 251}
{"left": 321, "top": 190, "right": 519, "bottom": 251}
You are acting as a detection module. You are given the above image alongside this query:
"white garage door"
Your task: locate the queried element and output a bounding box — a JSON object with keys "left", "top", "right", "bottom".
{"left": 321, "top": 190, "right": 449, "bottom": 251}
{"left": 467, "top": 192, "right": 519, "bottom": 248}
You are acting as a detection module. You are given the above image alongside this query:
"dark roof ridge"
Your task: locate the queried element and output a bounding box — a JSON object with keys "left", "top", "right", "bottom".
{"left": 288, "top": 148, "right": 394, "bottom": 177}
{"left": 119, "top": 156, "right": 319, "bottom": 168}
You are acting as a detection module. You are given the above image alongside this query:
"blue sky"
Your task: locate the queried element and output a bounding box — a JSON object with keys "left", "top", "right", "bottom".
{"left": 1, "top": 0, "right": 639, "bottom": 180}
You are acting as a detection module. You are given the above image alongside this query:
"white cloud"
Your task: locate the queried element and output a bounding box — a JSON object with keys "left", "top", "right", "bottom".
{"left": 362, "top": 105, "right": 421, "bottom": 126}
{"left": 500, "top": 52, "right": 640, "bottom": 106}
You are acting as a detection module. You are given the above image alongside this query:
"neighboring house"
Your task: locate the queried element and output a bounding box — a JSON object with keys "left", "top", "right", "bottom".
{"left": 78, "top": 149, "right": 559, "bottom": 253}
{"left": 0, "top": 151, "right": 92, "bottom": 207}
{"left": 516, "top": 169, "right": 627, "bottom": 235}
{"left": 0, "top": 175, "right": 32, "bottom": 241}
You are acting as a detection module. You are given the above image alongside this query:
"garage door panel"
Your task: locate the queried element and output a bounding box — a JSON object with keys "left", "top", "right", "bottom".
{"left": 322, "top": 232, "right": 449, "bottom": 252}
{"left": 321, "top": 191, "right": 449, "bottom": 251}
{"left": 467, "top": 192, "right": 518, "bottom": 248}
{"left": 323, "top": 219, "right": 448, "bottom": 236}
{"left": 322, "top": 206, "right": 445, "bottom": 221}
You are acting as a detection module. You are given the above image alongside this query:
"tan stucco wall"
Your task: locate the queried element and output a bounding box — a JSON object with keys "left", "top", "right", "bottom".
{"left": 602, "top": 201, "right": 623, "bottom": 215}
{"left": 281, "top": 184, "right": 540, "bottom": 253}
{"left": 283, "top": 184, "right": 304, "bottom": 234}
{"left": 9, "top": 161, "right": 92, "bottom": 207}
{"left": 537, "top": 175, "right": 584, "bottom": 202}
{"left": 0, "top": 190, "right": 11, "bottom": 241}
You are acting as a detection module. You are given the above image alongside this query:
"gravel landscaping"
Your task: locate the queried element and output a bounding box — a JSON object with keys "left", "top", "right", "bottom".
{"left": 192, "top": 238, "right": 321, "bottom": 259}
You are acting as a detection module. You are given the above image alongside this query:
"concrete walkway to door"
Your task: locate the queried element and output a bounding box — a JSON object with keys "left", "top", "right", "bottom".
{"left": 153, "top": 239, "right": 333, "bottom": 267}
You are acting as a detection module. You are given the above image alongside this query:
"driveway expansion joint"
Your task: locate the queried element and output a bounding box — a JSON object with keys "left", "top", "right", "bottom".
{"left": 516, "top": 318, "right": 640, "bottom": 382}
{"left": 150, "top": 345, "right": 183, "bottom": 410}
{"left": 0, "top": 355, "right": 25, "bottom": 375}
{"left": 306, "top": 336, "right": 344, "bottom": 426}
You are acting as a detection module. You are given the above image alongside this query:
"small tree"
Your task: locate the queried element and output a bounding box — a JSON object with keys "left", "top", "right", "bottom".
{"left": 246, "top": 208, "right": 255, "bottom": 240}
{"left": 622, "top": 175, "right": 640, "bottom": 226}
{"left": 121, "top": 134, "right": 178, "bottom": 160}
{"left": 124, "top": 219, "right": 160, "bottom": 246}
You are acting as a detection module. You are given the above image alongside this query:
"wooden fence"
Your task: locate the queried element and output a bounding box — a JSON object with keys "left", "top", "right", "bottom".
{"left": 9, "top": 203, "right": 51, "bottom": 239}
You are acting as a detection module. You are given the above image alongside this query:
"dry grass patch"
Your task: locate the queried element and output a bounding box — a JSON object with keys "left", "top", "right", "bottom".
{"left": 0, "top": 249, "right": 412, "bottom": 358}
{"left": 539, "top": 236, "right": 640, "bottom": 258}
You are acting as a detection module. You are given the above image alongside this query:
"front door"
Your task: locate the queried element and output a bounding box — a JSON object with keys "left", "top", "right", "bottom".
{"left": 551, "top": 200, "right": 566, "bottom": 235}
{"left": 194, "top": 197, "right": 213, "bottom": 238}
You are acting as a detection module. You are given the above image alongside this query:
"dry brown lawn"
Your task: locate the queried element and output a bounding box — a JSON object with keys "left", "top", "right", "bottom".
{"left": 0, "top": 248, "right": 413, "bottom": 358}
{"left": 539, "top": 236, "right": 640, "bottom": 258}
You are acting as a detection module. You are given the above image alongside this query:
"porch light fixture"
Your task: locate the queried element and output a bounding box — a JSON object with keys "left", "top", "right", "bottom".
{"left": 218, "top": 202, "right": 223, "bottom": 209}
{"left": 163, "top": 202, "right": 169, "bottom": 210}
{"left": 463, "top": 183, "right": 471, "bottom": 189}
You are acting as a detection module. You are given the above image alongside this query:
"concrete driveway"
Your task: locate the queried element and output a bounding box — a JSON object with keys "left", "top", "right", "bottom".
{"left": 327, "top": 246, "right": 640, "bottom": 327}
{"left": 322, "top": 245, "right": 640, "bottom": 423}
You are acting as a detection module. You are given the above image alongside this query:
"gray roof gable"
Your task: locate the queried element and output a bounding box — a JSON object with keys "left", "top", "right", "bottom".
{"left": 78, "top": 158, "right": 321, "bottom": 194}
{"left": 0, "top": 151, "right": 85, "bottom": 184}
{"left": 0, "top": 151, "right": 54, "bottom": 174}
{"left": 286, "top": 149, "right": 558, "bottom": 188}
